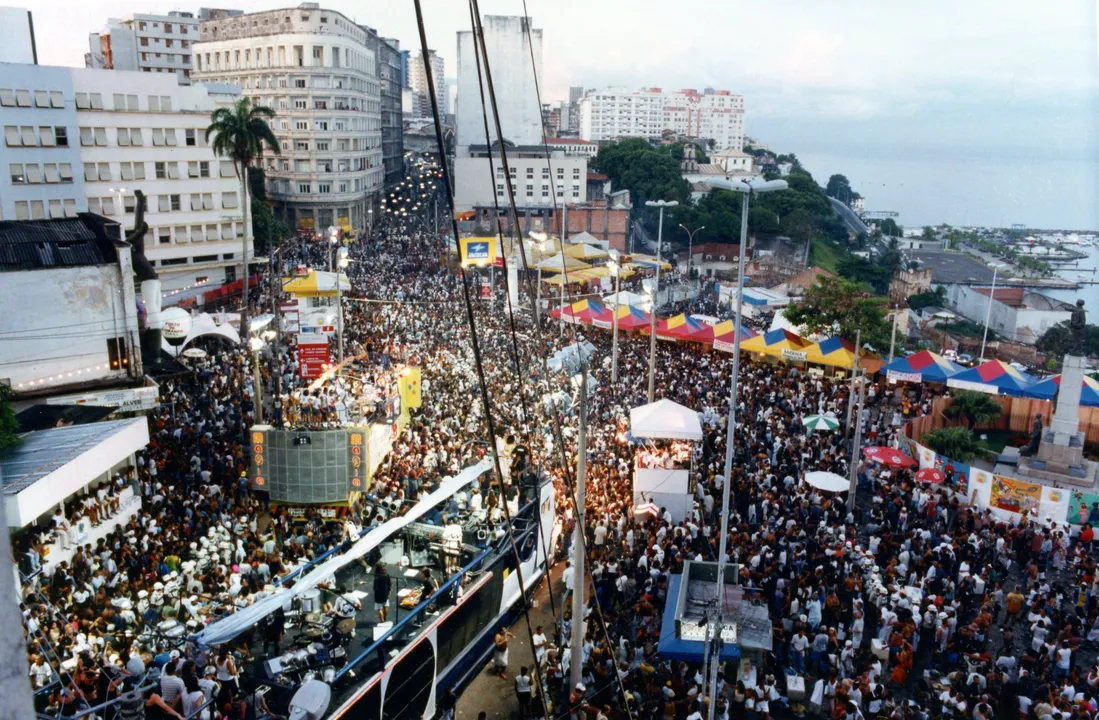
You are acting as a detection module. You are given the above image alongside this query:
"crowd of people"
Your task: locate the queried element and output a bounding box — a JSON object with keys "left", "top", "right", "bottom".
{"left": 15, "top": 167, "right": 1099, "bottom": 720}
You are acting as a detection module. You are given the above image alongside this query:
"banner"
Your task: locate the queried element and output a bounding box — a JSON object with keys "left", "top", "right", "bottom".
{"left": 399, "top": 367, "right": 422, "bottom": 410}
{"left": 781, "top": 349, "right": 807, "bottom": 362}
{"left": 592, "top": 319, "right": 612, "bottom": 329}
{"left": 461, "top": 236, "right": 497, "bottom": 266}
{"left": 46, "top": 386, "right": 159, "bottom": 412}
{"left": 297, "top": 334, "right": 330, "bottom": 380}
{"left": 714, "top": 339, "right": 736, "bottom": 353}
{"left": 990, "top": 474, "right": 1042, "bottom": 516}
{"left": 1069, "top": 492, "right": 1099, "bottom": 525}
{"left": 887, "top": 370, "right": 922, "bottom": 384}
{"left": 936, "top": 456, "right": 971, "bottom": 496}
{"left": 480, "top": 280, "right": 491, "bottom": 299}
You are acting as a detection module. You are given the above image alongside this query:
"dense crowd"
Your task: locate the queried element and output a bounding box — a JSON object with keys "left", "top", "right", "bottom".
{"left": 15, "top": 172, "right": 1099, "bottom": 720}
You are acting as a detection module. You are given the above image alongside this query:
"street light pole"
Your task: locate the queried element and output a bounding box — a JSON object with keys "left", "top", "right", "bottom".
{"left": 888, "top": 307, "right": 898, "bottom": 364}
{"left": 679, "top": 224, "right": 705, "bottom": 283}
{"left": 844, "top": 328, "right": 861, "bottom": 439}
{"left": 250, "top": 337, "right": 265, "bottom": 425}
{"left": 570, "top": 360, "right": 588, "bottom": 691}
{"left": 336, "top": 247, "right": 348, "bottom": 362}
{"left": 847, "top": 374, "right": 866, "bottom": 512}
{"left": 608, "top": 250, "right": 622, "bottom": 383}
{"left": 645, "top": 199, "right": 678, "bottom": 403}
{"left": 980, "top": 264, "right": 1000, "bottom": 361}
{"left": 703, "top": 178, "right": 787, "bottom": 720}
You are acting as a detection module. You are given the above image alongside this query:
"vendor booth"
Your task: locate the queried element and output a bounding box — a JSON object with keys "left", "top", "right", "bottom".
{"left": 881, "top": 349, "right": 964, "bottom": 384}
{"left": 947, "top": 359, "right": 1038, "bottom": 396}
{"left": 630, "top": 399, "right": 702, "bottom": 522}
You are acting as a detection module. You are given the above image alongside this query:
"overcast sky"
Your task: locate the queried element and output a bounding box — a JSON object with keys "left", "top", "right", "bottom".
{"left": 23, "top": 0, "right": 1099, "bottom": 225}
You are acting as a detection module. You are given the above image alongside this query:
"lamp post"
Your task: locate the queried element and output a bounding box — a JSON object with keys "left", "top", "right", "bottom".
{"left": 644, "top": 199, "right": 678, "bottom": 403}
{"left": 548, "top": 341, "right": 597, "bottom": 694}
{"left": 607, "top": 250, "right": 622, "bottom": 383}
{"left": 702, "top": 177, "right": 788, "bottom": 720}
{"left": 336, "top": 247, "right": 349, "bottom": 362}
{"left": 249, "top": 335, "right": 267, "bottom": 425}
{"left": 847, "top": 374, "right": 867, "bottom": 512}
{"left": 979, "top": 263, "right": 1003, "bottom": 362}
{"left": 844, "top": 328, "right": 862, "bottom": 440}
{"left": 678, "top": 224, "right": 705, "bottom": 283}
{"left": 327, "top": 225, "right": 339, "bottom": 271}
{"left": 887, "top": 306, "right": 899, "bottom": 364}
{"left": 109, "top": 186, "right": 127, "bottom": 242}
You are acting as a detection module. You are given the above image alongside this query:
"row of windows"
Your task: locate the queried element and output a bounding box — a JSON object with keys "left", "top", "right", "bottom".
{"left": 134, "top": 20, "right": 192, "bottom": 34}
{"left": 147, "top": 223, "right": 240, "bottom": 246}
{"left": 9, "top": 162, "right": 73, "bottom": 184}
{"left": 73, "top": 93, "right": 177, "bottom": 112}
{"left": 12, "top": 199, "right": 79, "bottom": 220}
{"left": 139, "top": 52, "right": 191, "bottom": 66}
{"left": 197, "top": 43, "right": 373, "bottom": 76}
{"left": 138, "top": 36, "right": 191, "bottom": 49}
{"left": 497, "top": 183, "right": 583, "bottom": 192}
{"left": 267, "top": 177, "right": 366, "bottom": 195}
{"left": 3, "top": 125, "right": 68, "bottom": 148}
{"left": 498, "top": 167, "right": 583, "bottom": 178}
{"left": 496, "top": 188, "right": 582, "bottom": 201}
{"left": 0, "top": 89, "right": 64, "bottom": 108}
{"left": 82, "top": 159, "right": 233, "bottom": 182}
{"left": 78, "top": 126, "right": 207, "bottom": 148}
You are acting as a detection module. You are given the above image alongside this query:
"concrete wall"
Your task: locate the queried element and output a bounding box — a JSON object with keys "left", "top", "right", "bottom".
{"left": 454, "top": 151, "right": 586, "bottom": 211}
{"left": 1, "top": 264, "right": 136, "bottom": 390}
{"left": 456, "top": 16, "right": 543, "bottom": 150}
{"left": 945, "top": 284, "right": 1072, "bottom": 345}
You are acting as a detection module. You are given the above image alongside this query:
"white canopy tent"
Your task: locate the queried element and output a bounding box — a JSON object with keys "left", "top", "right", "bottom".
{"left": 603, "top": 290, "right": 648, "bottom": 308}
{"left": 803, "top": 470, "right": 850, "bottom": 493}
{"left": 191, "top": 459, "right": 492, "bottom": 647}
{"left": 162, "top": 313, "right": 241, "bottom": 355}
{"left": 630, "top": 399, "right": 703, "bottom": 441}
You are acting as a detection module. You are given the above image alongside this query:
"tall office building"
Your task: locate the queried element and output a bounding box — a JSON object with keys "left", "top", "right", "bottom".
{"left": 0, "top": 7, "right": 37, "bottom": 65}
{"left": 455, "top": 16, "right": 542, "bottom": 151}
{"left": 0, "top": 62, "right": 247, "bottom": 301}
{"left": 579, "top": 87, "right": 745, "bottom": 150}
{"left": 361, "top": 28, "right": 404, "bottom": 188}
{"left": 409, "top": 49, "right": 444, "bottom": 118}
{"left": 86, "top": 11, "right": 200, "bottom": 85}
{"left": 194, "top": 5, "right": 384, "bottom": 233}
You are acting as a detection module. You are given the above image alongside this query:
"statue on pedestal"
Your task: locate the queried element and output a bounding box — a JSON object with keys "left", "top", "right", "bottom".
{"left": 1070, "top": 299, "right": 1087, "bottom": 356}
{"left": 1022, "top": 413, "right": 1042, "bottom": 456}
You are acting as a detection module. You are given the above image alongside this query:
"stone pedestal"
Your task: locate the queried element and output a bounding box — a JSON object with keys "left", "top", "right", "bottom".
{"left": 1051, "top": 355, "right": 1088, "bottom": 443}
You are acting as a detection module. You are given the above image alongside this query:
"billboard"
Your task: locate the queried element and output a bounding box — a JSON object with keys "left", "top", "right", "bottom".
{"left": 297, "top": 334, "right": 330, "bottom": 380}
{"left": 250, "top": 427, "right": 365, "bottom": 503}
{"left": 460, "top": 236, "right": 497, "bottom": 266}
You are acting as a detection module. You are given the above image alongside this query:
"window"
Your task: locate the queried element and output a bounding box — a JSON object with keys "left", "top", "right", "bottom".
{"left": 314, "top": 120, "right": 328, "bottom": 131}
{"left": 21, "top": 126, "right": 35, "bottom": 145}
{"left": 63, "top": 199, "right": 77, "bottom": 217}
{"left": 0, "top": 89, "right": 13, "bottom": 106}
{"left": 155, "top": 162, "right": 166, "bottom": 179}
{"left": 222, "top": 192, "right": 239, "bottom": 208}
{"left": 148, "top": 96, "right": 160, "bottom": 112}
{"left": 152, "top": 128, "right": 164, "bottom": 145}
{"left": 87, "top": 197, "right": 100, "bottom": 214}
{"left": 170, "top": 194, "right": 180, "bottom": 211}
{"left": 4, "top": 126, "right": 18, "bottom": 146}
{"left": 318, "top": 182, "right": 330, "bottom": 193}
{"left": 315, "top": 140, "right": 329, "bottom": 151}
{"left": 129, "top": 128, "right": 142, "bottom": 146}
{"left": 30, "top": 200, "right": 44, "bottom": 220}
{"left": 188, "top": 161, "right": 199, "bottom": 178}
{"left": 120, "top": 162, "right": 134, "bottom": 181}
{"left": 201, "top": 193, "right": 213, "bottom": 210}
{"left": 113, "top": 93, "right": 126, "bottom": 110}
{"left": 37, "top": 126, "right": 55, "bottom": 147}
{"left": 199, "top": 161, "right": 209, "bottom": 178}
{"left": 55, "top": 127, "right": 68, "bottom": 147}
{"left": 26, "top": 164, "right": 41, "bottom": 183}
{"left": 34, "top": 90, "right": 49, "bottom": 107}
{"left": 158, "top": 228, "right": 171, "bottom": 244}
{"left": 9, "top": 163, "right": 23, "bottom": 183}
{"left": 13, "top": 201, "right": 28, "bottom": 220}
{"left": 190, "top": 194, "right": 201, "bottom": 210}
{"left": 79, "top": 127, "right": 92, "bottom": 146}
{"left": 84, "top": 162, "right": 97, "bottom": 181}
{"left": 89, "top": 93, "right": 103, "bottom": 110}
{"left": 220, "top": 160, "right": 234, "bottom": 178}
{"left": 158, "top": 195, "right": 170, "bottom": 212}
{"left": 206, "top": 223, "right": 217, "bottom": 238}
{"left": 98, "top": 163, "right": 111, "bottom": 181}
{"left": 117, "top": 128, "right": 130, "bottom": 146}
{"left": 167, "top": 162, "right": 180, "bottom": 179}
{"left": 160, "top": 96, "right": 172, "bottom": 111}
{"left": 294, "top": 99, "right": 307, "bottom": 109}
{"left": 222, "top": 224, "right": 234, "bottom": 240}
{"left": 312, "top": 46, "right": 323, "bottom": 60}
{"left": 44, "top": 163, "right": 59, "bottom": 183}
{"left": 124, "top": 195, "right": 136, "bottom": 213}
{"left": 15, "top": 90, "right": 31, "bottom": 107}
{"left": 165, "top": 129, "right": 177, "bottom": 146}
{"left": 48, "top": 200, "right": 63, "bottom": 219}
{"left": 107, "top": 338, "right": 128, "bottom": 369}
{"left": 297, "top": 182, "right": 310, "bottom": 193}
{"left": 140, "top": 37, "right": 149, "bottom": 46}
{"left": 75, "top": 92, "right": 89, "bottom": 109}
{"left": 94, "top": 128, "right": 107, "bottom": 146}
{"left": 59, "top": 163, "right": 72, "bottom": 181}
{"left": 294, "top": 141, "right": 308, "bottom": 151}
{"left": 295, "top": 120, "right": 308, "bottom": 130}
{"left": 191, "top": 226, "right": 204, "bottom": 242}
{"left": 185, "top": 128, "right": 195, "bottom": 146}
{"left": 174, "top": 225, "right": 187, "bottom": 242}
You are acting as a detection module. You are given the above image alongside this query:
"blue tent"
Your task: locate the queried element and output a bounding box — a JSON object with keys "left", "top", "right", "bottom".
{"left": 948, "top": 360, "right": 1038, "bottom": 396}
{"left": 880, "top": 350, "right": 965, "bottom": 383}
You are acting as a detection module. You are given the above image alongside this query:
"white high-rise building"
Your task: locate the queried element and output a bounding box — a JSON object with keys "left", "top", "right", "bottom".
{"left": 579, "top": 87, "right": 745, "bottom": 150}
{"left": 194, "top": 5, "right": 384, "bottom": 233}
{"left": 86, "top": 11, "right": 200, "bottom": 85}
{"left": 456, "top": 16, "right": 543, "bottom": 152}
{"left": 0, "top": 63, "right": 247, "bottom": 301}
{"left": 409, "top": 49, "right": 444, "bottom": 117}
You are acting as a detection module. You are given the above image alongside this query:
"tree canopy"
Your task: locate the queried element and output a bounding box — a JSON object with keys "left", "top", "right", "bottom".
{"left": 944, "top": 391, "right": 1003, "bottom": 429}
{"left": 592, "top": 138, "right": 689, "bottom": 207}
{"left": 783, "top": 275, "right": 891, "bottom": 349}
{"left": 907, "top": 286, "right": 946, "bottom": 312}
{"left": 825, "top": 174, "right": 859, "bottom": 205}
{"left": 248, "top": 167, "right": 290, "bottom": 256}
{"left": 1037, "top": 320, "right": 1099, "bottom": 359}
{"left": 0, "top": 385, "right": 20, "bottom": 457}
{"left": 922, "top": 426, "right": 981, "bottom": 462}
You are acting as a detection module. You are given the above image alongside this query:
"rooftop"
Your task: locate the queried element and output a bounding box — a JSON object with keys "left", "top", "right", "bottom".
{"left": 974, "top": 286, "right": 1025, "bottom": 307}
{"left": 908, "top": 250, "right": 996, "bottom": 284}
{"left": 0, "top": 216, "right": 121, "bottom": 273}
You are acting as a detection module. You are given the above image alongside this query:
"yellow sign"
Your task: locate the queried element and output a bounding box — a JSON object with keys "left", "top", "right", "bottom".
{"left": 338, "top": 216, "right": 352, "bottom": 233}
{"left": 460, "top": 237, "right": 497, "bottom": 266}
{"left": 990, "top": 474, "right": 1042, "bottom": 516}
{"left": 298, "top": 217, "right": 316, "bottom": 229}
{"left": 399, "top": 367, "right": 422, "bottom": 410}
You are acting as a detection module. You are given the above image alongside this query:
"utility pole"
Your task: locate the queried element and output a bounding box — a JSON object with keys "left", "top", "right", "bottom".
{"left": 570, "top": 360, "right": 587, "bottom": 691}
{"left": 844, "top": 328, "right": 861, "bottom": 438}
{"left": 645, "top": 200, "right": 678, "bottom": 404}
{"left": 887, "top": 307, "right": 899, "bottom": 364}
{"left": 847, "top": 375, "right": 866, "bottom": 512}
{"left": 610, "top": 259, "right": 621, "bottom": 383}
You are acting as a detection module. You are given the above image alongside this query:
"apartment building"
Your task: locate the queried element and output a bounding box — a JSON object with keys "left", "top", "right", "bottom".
{"left": 194, "top": 4, "right": 384, "bottom": 233}
{"left": 454, "top": 144, "right": 587, "bottom": 211}
{"left": 86, "top": 11, "right": 200, "bottom": 85}
{"left": 409, "top": 49, "right": 444, "bottom": 119}
{"left": 361, "top": 28, "right": 403, "bottom": 188}
{"left": 0, "top": 63, "right": 247, "bottom": 301}
{"left": 580, "top": 87, "right": 745, "bottom": 151}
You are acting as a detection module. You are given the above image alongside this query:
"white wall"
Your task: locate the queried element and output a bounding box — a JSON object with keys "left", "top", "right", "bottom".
{"left": 454, "top": 151, "right": 586, "bottom": 211}
{"left": 0, "top": 8, "right": 36, "bottom": 65}
{"left": 456, "top": 16, "right": 543, "bottom": 150}
{"left": 945, "top": 284, "right": 1071, "bottom": 344}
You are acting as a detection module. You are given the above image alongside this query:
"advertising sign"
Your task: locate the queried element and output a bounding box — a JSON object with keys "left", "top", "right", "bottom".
{"left": 297, "top": 334, "right": 330, "bottom": 380}
{"left": 887, "top": 370, "right": 922, "bottom": 384}
{"left": 46, "top": 386, "right": 160, "bottom": 412}
{"left": 460, "top": 237, "right": 498, "bottom": 266}
{"left": 781, "top": 349, "right": 807, "bottom": 362}
{"left": 990, "top": 474, "right": 1042, "bottom": 516}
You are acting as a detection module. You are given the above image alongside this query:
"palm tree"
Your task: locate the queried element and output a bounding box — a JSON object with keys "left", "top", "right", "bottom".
{"left": 206, "top": 98, "right": 281, "bottom": 340}
{"left": 922, "top": 426, "right": 981, "bottom": 462}
{"left": 945, "top": 390, "right": 1003, "bottom": 429}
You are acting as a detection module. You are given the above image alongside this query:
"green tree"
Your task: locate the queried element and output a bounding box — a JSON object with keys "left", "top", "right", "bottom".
{"left": 1037, "top": 320, "right": 1099, "bottom": 358}
{"left": 783, "top": 275, "right": 891, "bottom": 348}
{"left": 944, "top": 390, "right": 1003, "bottom": 429}
{"left": 0, "top": 385, "right": 20, "bottom": 457}
{"left": 921, "top": 225, "right": 937, "bottom": 241}
{"left": 206, "top": 98, "right": 281, "bottom": 339}
{"left": 906, "top": 286, "right": 946, "bottom": 312}
{"left": 825, "top": 174, "right": 854, "bottom": 204}
{"left": 748, "top": 207, "right": 780, "bottom": 234}
{"left": 837, "top": 255, "right": 892, "bottom": 295}
{"left": 248, "top": 167, "right": 290, "bottom": 256}
{"left": 592, "top": 138, "right": 689, "bottom": 207}
{"left": 922, "top": 426, "right": 982, "bottom": 462}
{"left": 878, "top": 218, "right": 902, "bottom": 237}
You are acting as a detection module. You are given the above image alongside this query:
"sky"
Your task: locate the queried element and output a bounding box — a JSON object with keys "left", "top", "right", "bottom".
{"left": 21, "top": 0, "right": 1099, "bottom": 228}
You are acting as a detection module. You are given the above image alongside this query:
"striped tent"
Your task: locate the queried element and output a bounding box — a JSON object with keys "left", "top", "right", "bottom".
{"left": 739, "top": 328, "right": 813, "bottom": 359}
{"left": 550, "top": 298, "right": 611, "bottom": 325}
{"left": 654, "top": 313, "right": 707, "bottom": 340}
{"left": 881, "top": 350, "right": 964, "bottom": 383}
{"left": 610, "top": 305, "right": 652, "bottom": 331}
{"left": 948, "top": 359, "right": 1038, "bottom": 397}
{"left": 1024, "top": 373, "right": 1099, "bottom": 407}
{"left": 712, "top": 321, "right": 759, "bottom": 353}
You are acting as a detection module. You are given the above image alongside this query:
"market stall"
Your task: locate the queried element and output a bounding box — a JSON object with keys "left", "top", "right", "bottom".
{"left": 947, "top": 359, "right": 1038, "bottom": 397}
{"left": 881, "top": 349, "right": 965, "bottom": 384}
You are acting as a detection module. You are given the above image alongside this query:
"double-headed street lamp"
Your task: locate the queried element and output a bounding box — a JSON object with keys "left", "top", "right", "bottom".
{"left": 644, "top": 199, "right": 678, "bottom": 403}
{"left": 679, "top": 224, "right": 705, "bottom": 282}
{"left": 702, "top": 176, "right": 787, "bottom": 720}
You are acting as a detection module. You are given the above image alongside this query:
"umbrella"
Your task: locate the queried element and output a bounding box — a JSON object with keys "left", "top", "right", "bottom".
{"left": 803, "top": 471, "right": 850, "bottom": 493}
{"left": 915, "top": 467, "right": 945, "bottom": 484}
{"left": 803, "top": 414, "right": 840, "bottom": 432}
{"left": 863, "top": 446, "right": 918, "bottom": 468}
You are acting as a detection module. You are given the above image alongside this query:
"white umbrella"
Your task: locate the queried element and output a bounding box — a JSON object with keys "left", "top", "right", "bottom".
{"left": 803, "top": 471, "right": 850, "bottom": 493}
{"left": 803, "top": 414, "right": 839, "bottom": 431}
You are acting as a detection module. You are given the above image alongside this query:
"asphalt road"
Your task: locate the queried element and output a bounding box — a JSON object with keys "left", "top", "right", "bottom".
{"left": 829, "top": 197, "right": 870, "bottom": 236}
